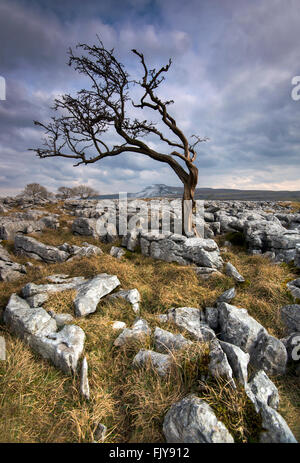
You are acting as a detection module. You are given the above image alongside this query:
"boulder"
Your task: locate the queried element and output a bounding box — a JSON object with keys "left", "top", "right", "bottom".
{"left": 251, "top": 331, "right": 287, "bottom": 376}
{"left": 281, "top": 304, "right": 300, "bottom": 333}
{"left": 112, "top": 321, "right": 126, "bottom": 330}
{"left": 204, "top": 307, "right": 219, "bottom": 331}
{"left": 0, "top": 218, "right": 46, "bottom": 240}
{"left": 163, "top": 395, "right": 234, "bottom": 443}
{"left": 154, "top": 327, "right": 192, "bottom": 353}
{"left": 74, "top": 274, "right": 120, "bottom": 317}
{"left": 132, "top": 349, "right": 172, "bottom": 377}
{"left": 218, "top": 303, "right": 266, "bottom": 353}
{"left": 4, "top": 294, "right": 57, "bottom": 341}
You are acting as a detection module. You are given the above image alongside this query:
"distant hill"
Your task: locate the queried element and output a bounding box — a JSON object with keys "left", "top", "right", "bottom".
{"left": 95, "top": 184, "right": 300, "bottom": 201}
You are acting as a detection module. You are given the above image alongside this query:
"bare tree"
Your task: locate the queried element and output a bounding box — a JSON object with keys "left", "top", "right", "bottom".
{"left": 23, "top": 183, "right": 49, "bottom": 199}
{"left": 30, "top": 38, "right": 208, "bottom": 235}
{"left": 57, "top": 186, "right": 75, "bottom": 199}
{"left": 72, "top": 184, "right": 98, "bottom": 199}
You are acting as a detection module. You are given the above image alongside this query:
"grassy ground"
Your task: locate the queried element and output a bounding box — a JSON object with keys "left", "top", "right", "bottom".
{"left": 0, "top": 206, "right": 300, "bottom": 443}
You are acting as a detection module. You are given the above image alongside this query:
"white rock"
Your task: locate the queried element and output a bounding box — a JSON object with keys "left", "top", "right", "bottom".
{"left": 163, "top": 395, "right": 234, "bottom": 443}
{"left": 74, "top": 274, "right": 120, "bottom": 317}
{"left": 132, "top": 349, "right": 172, "bottom": 377}
{"left": 154, "top": 327, "right": 192, "bottom": 353}
{"left": 80, "top": 357, "right": 90, "bottom": 400}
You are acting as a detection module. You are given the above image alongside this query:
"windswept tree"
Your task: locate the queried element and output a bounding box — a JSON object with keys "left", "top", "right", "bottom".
{"left": 72, "top": 184, "right": 98, "bottom": 199}
{"left": 57, "top": 186, "right": 75, "bottom": 199}
{"left": 23, "top": 183, "right": 49, "bottom": 199}
{"left": 31, "top": 38, "right": 208, "bottom": 235}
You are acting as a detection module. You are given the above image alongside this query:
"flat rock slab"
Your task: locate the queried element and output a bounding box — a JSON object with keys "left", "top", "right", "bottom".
{"left": 4, "top": 294, "right": 85, "bottom": 374}
{"left": 74, "top": 273, "right": 120, "bottom": 317}
{"left": 140, "top": 232, "right": 223, "bottom": 269}
{"left": 163, "top": 395, "right": 234, "bottom": 443}
{"left": 15, "top": 234, "right": 69, "bottom": 263}
{"left": 29, "top": 324, "right": 85, "bottom": 374}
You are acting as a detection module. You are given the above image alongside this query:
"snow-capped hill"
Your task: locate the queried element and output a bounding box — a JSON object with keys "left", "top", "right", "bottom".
{"left": 131, "top": 184, "right": 179, "bottom": 198}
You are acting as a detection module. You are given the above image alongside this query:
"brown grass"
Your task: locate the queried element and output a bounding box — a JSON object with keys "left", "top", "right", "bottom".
{"left": 0, "top": 215, "right": 300, "bottom": 442}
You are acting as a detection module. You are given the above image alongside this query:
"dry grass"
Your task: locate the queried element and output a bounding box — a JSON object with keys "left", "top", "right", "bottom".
{"left": 0, "top": 217, "right": 300, "bottom": 442}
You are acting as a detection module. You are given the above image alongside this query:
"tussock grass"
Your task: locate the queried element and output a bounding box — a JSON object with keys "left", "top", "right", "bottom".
{"left": 0, "top": 219, "right": 300, "bottom": 442}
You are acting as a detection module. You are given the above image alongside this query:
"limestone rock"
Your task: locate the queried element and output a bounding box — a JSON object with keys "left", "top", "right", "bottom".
{"left": 259, "top": 403, "right": 297, "bottom": 443}
{"left": 109, "top": 288, "right": 140, "bottom": 313}
{"left": 225, "top": 262, "right": 245, "bottom": 283}
{"left": 163, "top": 395, "right": 234, "bottom": 443}
{"left": 251, "top": 331, "right": 287, "bottom": 376}
{"left": 110, "top": 246, "right": 125, "bottom": 259}
{"left": 219, "top": 340, "right": 249, "bottom": 385}
{"left": 29, "top": 324, "right": 85, "bottom": 374}
{"left": 114, "top": 318, "right": 151, "bottom": 347}
{"left": 208, "top": 339, "right": 235, "bottom": 387}
{"left": 154, "top": 327, "right": 192, "bottom": 353}
{"left": 281, "top": 304, "right": 300, "bottom": 333}
{"left": 80, "top": 357, "right": 90, "bottom": 400}
{"left": 74, "top": 274, "right": 120, "bottom": 317}
{"left": 166, "top": 307, "right": 215, "bottom": 342}
{"left": 245, "top": 370, "right": 279, "bottom": 413}
{"left": 132, "top": 349, "right": 172, "bottom": 377}
{"left": 216, "top": 287, "right": 236, "bottom": 304}
{"left": 15, "top": 234, "right": 69, "bottom": 263}
{"left": 219, "top": 302, "right": 266, "bottom": 353}
{"left": 0, "top": 336, "right": 6, "bottom": 360}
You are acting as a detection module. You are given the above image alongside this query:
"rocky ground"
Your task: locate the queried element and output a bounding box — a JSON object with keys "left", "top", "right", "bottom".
{"left": 0, "top": 196, "right": 299, "bottom": 443}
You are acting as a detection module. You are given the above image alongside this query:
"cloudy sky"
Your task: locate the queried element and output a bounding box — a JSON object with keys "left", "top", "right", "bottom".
{"left": 0, "top": 0, "right": 300, "bottom": 196}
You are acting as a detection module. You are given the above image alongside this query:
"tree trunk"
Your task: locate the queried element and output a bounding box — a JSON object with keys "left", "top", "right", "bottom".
{"left": 182, "top": 164, "right": 199, "bottom": 236}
